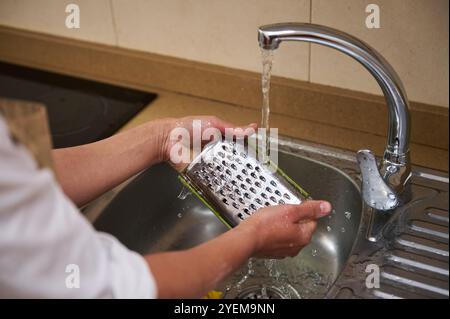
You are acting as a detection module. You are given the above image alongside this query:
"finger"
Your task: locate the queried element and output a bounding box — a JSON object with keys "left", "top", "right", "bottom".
{"left": 298, "top": 221, "right": 317, "bottom": 246}
{"left": 288, "top": 200, "right": 332, "bottom": 222}
{"left": 232, "top": 125, "right": 257, "bottom": 138}
{"left": 206, "top": 117, "right": 257, "bottom": 136}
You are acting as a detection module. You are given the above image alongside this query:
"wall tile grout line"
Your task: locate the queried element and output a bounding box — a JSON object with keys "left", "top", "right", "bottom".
{"left": 108, "top": 0, "right": 119, "bottom": 47}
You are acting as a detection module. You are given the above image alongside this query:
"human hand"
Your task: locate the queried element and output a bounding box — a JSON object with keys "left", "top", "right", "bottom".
{"left": 160, "top": 116, "right": 257, "bottom": 171}
{"left": 238, "top": 200, "right": 332, "bottom": 258}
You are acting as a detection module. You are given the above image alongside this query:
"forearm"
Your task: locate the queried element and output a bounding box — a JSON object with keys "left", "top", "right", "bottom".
{"left": 146, "top": 225, "right": 257, "bottom": 299}
{"left": 53, "top": 119, "right": 172, "bottom": 206}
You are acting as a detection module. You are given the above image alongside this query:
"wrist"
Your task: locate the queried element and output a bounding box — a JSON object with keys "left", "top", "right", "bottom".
{"left": 146, "top": 118, "right": 176, "bottom": 163}
{"left": 233, "top": 221, "right": 260, "bottom": 257}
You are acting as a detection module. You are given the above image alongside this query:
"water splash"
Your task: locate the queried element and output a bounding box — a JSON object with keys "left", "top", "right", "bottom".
{"left": 344, "top": 211, "right": 352, "bottom": 220}
{"left": 177, "top": 186, "right": 191, "bottom": 200}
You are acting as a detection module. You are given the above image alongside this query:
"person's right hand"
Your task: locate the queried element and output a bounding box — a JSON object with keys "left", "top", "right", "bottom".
{"left": 238, "top": 200, "right": 332, "bottom": 258}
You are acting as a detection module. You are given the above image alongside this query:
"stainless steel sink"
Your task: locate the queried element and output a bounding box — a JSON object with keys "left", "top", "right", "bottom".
{"left": 92, "top": 139, "right": 362, "bottom": 299}
{"left": 87, "top": 136, "right": 449, "bottom": 299}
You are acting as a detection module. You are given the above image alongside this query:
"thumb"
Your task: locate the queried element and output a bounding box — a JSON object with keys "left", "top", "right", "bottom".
{"left": 290, "top": 200, "right": 332, "bottom": 222}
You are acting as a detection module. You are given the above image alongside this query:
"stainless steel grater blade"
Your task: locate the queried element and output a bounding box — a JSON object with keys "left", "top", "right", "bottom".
{"left": 180, "top": 139, "right": 310, "bottom": 228}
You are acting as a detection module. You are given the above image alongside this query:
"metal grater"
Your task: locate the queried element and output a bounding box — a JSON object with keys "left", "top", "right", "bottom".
{"left": 179, "top": 138, "right": 310, "bottom": 228}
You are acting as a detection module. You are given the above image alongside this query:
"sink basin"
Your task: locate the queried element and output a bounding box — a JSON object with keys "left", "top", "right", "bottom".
{"left": 94, "top": 150, "right": 362, "bottom": 298}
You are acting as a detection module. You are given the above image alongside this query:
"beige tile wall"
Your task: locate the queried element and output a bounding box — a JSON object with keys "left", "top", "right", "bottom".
{"left": 111, "top": 0, "right": 310, "bottom": 81}
{"left": 0, "top": 0, "right": 448, "bottom": 107}
{"left": 311, "top": 0, "right": 449, "bottom": 108}
{"left": 0, "top": 0, "right": 116, "bottom": 45}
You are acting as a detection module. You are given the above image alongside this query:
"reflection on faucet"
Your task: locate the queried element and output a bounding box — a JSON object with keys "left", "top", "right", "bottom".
{"left": 257, "top": 23, "right": 412, "bottom": 241}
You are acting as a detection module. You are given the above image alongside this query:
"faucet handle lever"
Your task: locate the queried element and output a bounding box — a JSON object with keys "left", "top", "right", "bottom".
{"left": 357, "top": 150, "right": 399, "bottom": 211}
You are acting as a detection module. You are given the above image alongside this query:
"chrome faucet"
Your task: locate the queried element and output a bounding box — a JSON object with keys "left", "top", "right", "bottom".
{"left": 258, "top": 23, "right": 412, "bottom": 241}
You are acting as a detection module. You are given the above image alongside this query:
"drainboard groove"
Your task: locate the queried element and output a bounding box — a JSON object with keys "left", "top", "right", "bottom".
{"left": 409, "top": 220, "right": 449, "bottom": 240}
{"left": 395, "top": 234, "right": 449, "bottom": 258}
{"left": 425, "top": 208, "right": 449, "bottom": 225}
{"left": 387, "top": 251, "right": 449, "bottom": 277}
{"left": 373, "top": 281, "right": 432, "bottom": 299}
{"left": 381, "top": 269, "right": 449, "bottom": 297}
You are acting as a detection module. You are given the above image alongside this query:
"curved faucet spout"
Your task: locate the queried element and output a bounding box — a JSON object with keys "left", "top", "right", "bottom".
{"left": 258, "top": 23, "right": 410, "bottom": 159}
{"left": 258, "top": 23, "right": 412, "bottom": 240}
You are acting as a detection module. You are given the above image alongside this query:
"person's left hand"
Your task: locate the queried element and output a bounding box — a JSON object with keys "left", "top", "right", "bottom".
{"left": 159, "top": 116, "right": 257, "bottom": 171}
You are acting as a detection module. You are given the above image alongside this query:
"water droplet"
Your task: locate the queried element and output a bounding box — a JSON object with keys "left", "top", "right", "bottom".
{"left": 177, "top": 186, "right": 191, "bottom": 200}
{"left": 326, "top": 225, "right": 332, "bottom": 232}
{"left": 177, "top": 213, "right": 183, "bottom": 218}
{"left": 344, "top": 211, "right": 352, "bottom": 220}
{"left": 340, "top": 227, "right": 346, "bottom": 233}
{"left": 311, "top": 249, "right": 318, "bottom": 257}
{"left": 388, "top": 193, "right": 396, "bottom": 200}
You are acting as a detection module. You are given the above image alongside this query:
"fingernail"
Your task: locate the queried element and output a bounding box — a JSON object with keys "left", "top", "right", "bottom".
{"left": 320, "top": 201, "right": 332, "bottom": 215}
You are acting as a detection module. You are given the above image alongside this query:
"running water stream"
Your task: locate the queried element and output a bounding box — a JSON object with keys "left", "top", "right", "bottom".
{"left": 260, "top": 49, "right": 274, "bottom": 164}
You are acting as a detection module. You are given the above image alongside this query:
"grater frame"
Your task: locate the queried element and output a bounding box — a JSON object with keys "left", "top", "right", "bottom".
{"left": 179, "top": 139, "right": 310, "bottom": 228}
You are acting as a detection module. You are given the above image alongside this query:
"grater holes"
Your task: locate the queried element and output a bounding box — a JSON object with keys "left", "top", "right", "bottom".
{"left": 245, "top": 177, "right": 252, "bottom": 185}
{"left": 237, "top": 175, "right": 243, "bottom": 181}
{"left": 278, "top": 199, "right": 285, "bottom": 205}
{"left": 246, "top": 163, "right": 253, "bottom": 170}
{"left": 240, "top": 152, "right": 247, "bottom": 159}
{"left": 231, "top": 163, "right": 237, "bottom": 170}
{"left": 261, "top": 193, "right": 268, "bottom": 199}
{"left": 250, "top": 172, "right": 257, "bottom": 179}
{"left": 255, "top": 166, "right": 261, "bottom": 173}
{"left": 216, "top": 165, "right": 224, "bottom": 172}
{"left": 275, "top": 190, "right": 282, "bottom": 197}
{"left": 243, "top": 208, "right": 250, "bottom": 215}
{"left": 265, "top": 202, "right": 270, "bottom": 207}
{"left": 270, "top": 180, "right": 277, "bottom": 187}
{"left": 235, "top": 188, "right": 242, "bottom": 196}
{"left": 241, "top": 168, "right": 248, "bottom": 175}
{"left": 218, "top": 151, "right": 225, "bottom": 158}
{"left": 249, "top": 187, "right": 256, "bottom": 194}
{"left": 249, "top": 204, "right": 257, "bottom": 211}
{"left": 238, "top": 197, "right": 245, "bottom": 204}
{"left": 283, "top": 193, "right": 291, "bottom": 200}
{"left": 221, "top": 144, "right": 229, "bottom": 152}
{"left": 238, "top": 213, "right": 245, "bottom": 220}
{"left": 265, "top": 186, "right": 273, "bottom": 193}
{"left": 222, "top": 198, "right": 229, "bottom": 205}
{"left": 270, "top": 196, "right": 277, "bottom": 203}
{"left": 232, "top": 202, "right": 239, "bottom": 209}
{"left": 244, "top": 192, "right": 251, "bottom": 199}
{"left": 259, "top": 175, "right": 266, "bottom": 182}
{"left": 221, "top": 160, "right": 228, "bottom": 167}
{"left": 225, "top": 169, "right": 232, "bottom": 176}
{"left": 255, "top": 181, "right": 261, "bottom": 188}
{"left": 241, "top": 183, "right": 247, "bottom": 190}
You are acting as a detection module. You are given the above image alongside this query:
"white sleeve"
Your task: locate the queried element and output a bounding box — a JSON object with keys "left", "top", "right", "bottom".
{"left": 0, "top": 117, "right": 157, "bottom": 298}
